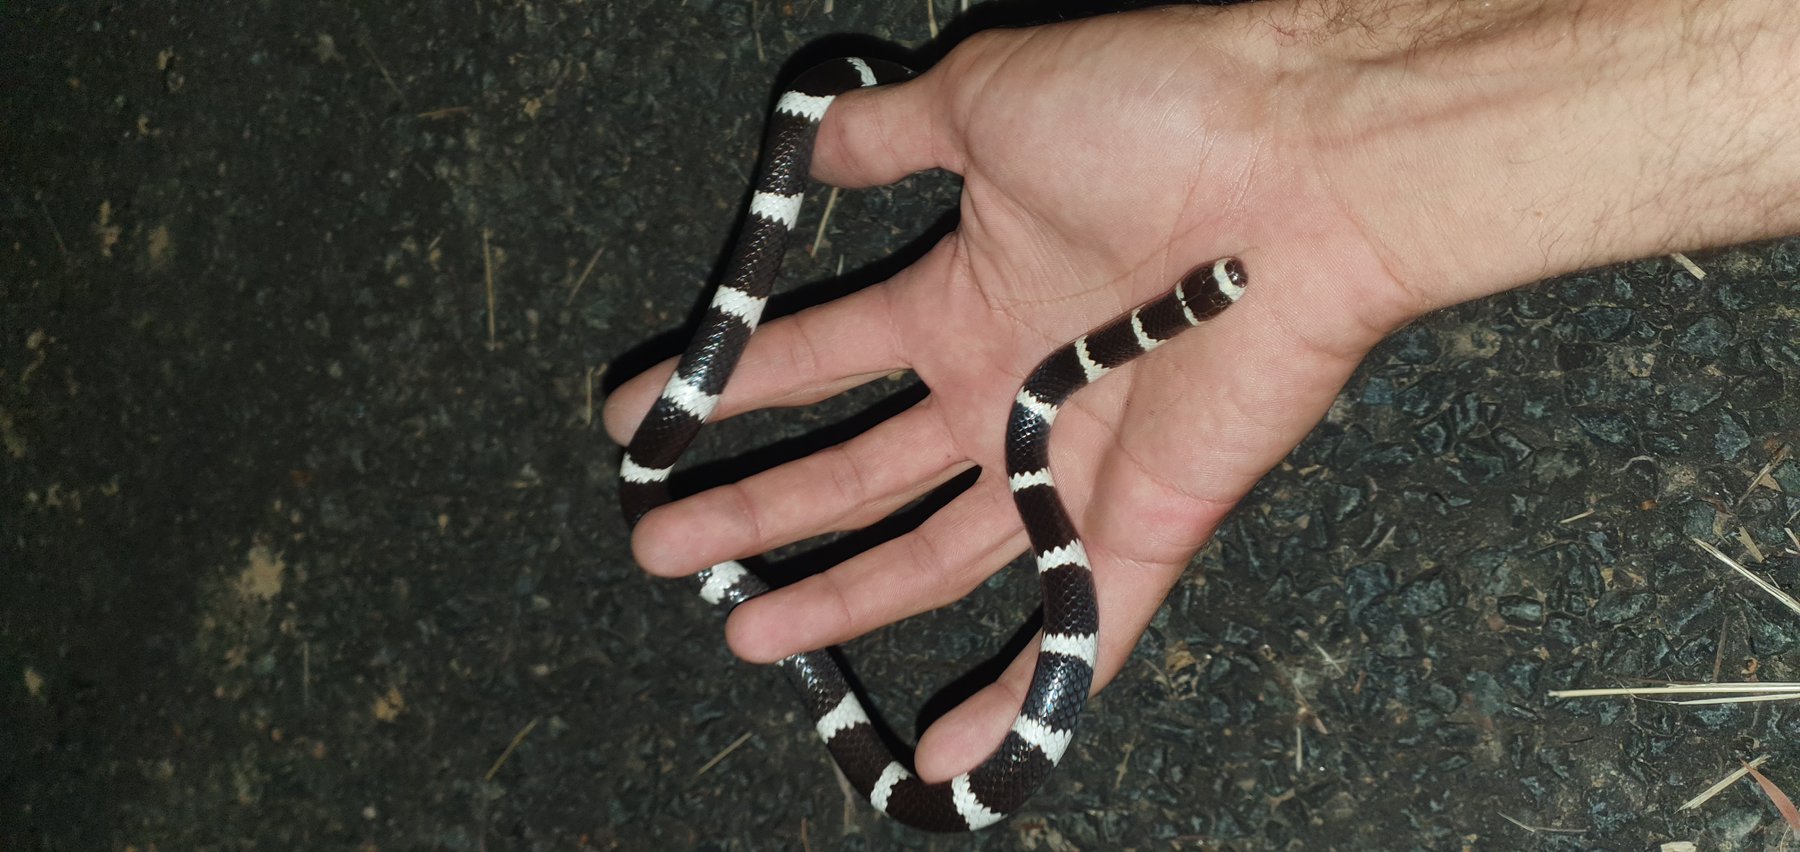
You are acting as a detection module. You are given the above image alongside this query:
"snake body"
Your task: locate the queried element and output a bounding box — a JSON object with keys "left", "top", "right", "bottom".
{"left": 619, "top": 57, "right": 1248, "bottom": 832}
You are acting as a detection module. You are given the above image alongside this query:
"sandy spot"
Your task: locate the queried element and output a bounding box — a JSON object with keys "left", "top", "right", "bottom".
{"left": 94, "top": 201, "right": 121, "bottom": 257}
{"left": 315, "top": 33, "right": 342, "bottom": 63}
{"left": 373, "top": 686, "right": 406, "bottom": 722}
{"left": 236, "top": 544, "right": 285, "bottom": 601}
{"left": 146, "top": 224, "right": 172, "bottom": 270}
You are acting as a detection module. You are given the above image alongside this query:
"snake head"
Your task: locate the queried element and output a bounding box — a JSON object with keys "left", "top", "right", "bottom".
{"left": 1212, "top": 257, "right": 1247, "bottom": 302}
{"left": 1177, "top": 257, "right": 1248, "bottom": 319}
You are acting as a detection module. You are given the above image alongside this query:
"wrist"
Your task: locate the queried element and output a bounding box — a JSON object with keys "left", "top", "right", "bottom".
{"left": 1273, "top": 0, "right": 1800, "bottom": 306}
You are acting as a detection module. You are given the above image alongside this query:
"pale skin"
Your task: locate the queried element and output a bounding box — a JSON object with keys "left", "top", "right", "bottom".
{"left": 607, "top": 0, "right": 1800, "bottom": 782}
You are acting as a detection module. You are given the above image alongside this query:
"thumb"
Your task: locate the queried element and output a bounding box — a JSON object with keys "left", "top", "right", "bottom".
{"left": 811, "top": 65, "right": 958, "bottom": 188}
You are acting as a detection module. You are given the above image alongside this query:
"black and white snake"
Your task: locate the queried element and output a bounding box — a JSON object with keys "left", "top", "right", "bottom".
{"left": 619, "top": 57, "right": 1248, "bottom": 833}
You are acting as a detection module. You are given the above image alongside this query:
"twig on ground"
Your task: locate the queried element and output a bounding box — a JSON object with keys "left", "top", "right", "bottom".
{"left": 809, "top": 187, "right": 840, "bottom": 257}
{"left": 484, "top": 717, "right": 542, "bottom": 781}
{"left": 1551, "top": 683, "right": 1800, "bottom": 700}
{"left": 483, "top": 228, "right": 497, "bottom": 350}
{"left": 40, "top": 201, "right": 69, "bottom": 265}
{"left": 1694, "top": 536, "right": 1800, "bottom": 618}
{"left": 1498, "top": 812, "right": 1587, "bottom": 835}
{"left": 695, "top": 731, "right": 753, "bottom": 776}
{"left": 565, "top": 243, "right": 605, "bottom": 306}
{"left": 1670, "top": 252, "right": 1706, "bottom": 280}
{"left": 1680, "top": 755, "right": 1771, "bottom": 811}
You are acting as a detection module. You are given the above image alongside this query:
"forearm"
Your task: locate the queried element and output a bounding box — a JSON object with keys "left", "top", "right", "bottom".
{"left": 1260, "top": 0, "right": 1800, "bottom": 304}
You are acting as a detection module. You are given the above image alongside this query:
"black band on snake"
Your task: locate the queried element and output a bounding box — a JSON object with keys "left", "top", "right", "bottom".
{"left": 619, "top": 57, "right": 1248, "bottom": 833}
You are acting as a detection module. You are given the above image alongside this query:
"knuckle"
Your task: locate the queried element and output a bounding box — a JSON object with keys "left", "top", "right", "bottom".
{"left": 822, "top": 442, "right": 872, "bottom": 512}
{"left": 784, "top": 317, "right": 824, "bottom": 392}
{"left": 720, "top": 481, "right": 770, "bottom": 551}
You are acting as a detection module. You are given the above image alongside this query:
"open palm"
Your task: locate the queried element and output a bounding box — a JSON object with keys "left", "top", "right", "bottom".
{"left": 606, "top": 6, "right": 1429, "bottom": 781}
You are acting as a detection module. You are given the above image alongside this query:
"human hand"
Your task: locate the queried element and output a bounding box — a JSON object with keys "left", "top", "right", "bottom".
{"left": 607, "top": 0, "right": 1800, "bottom": 782}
